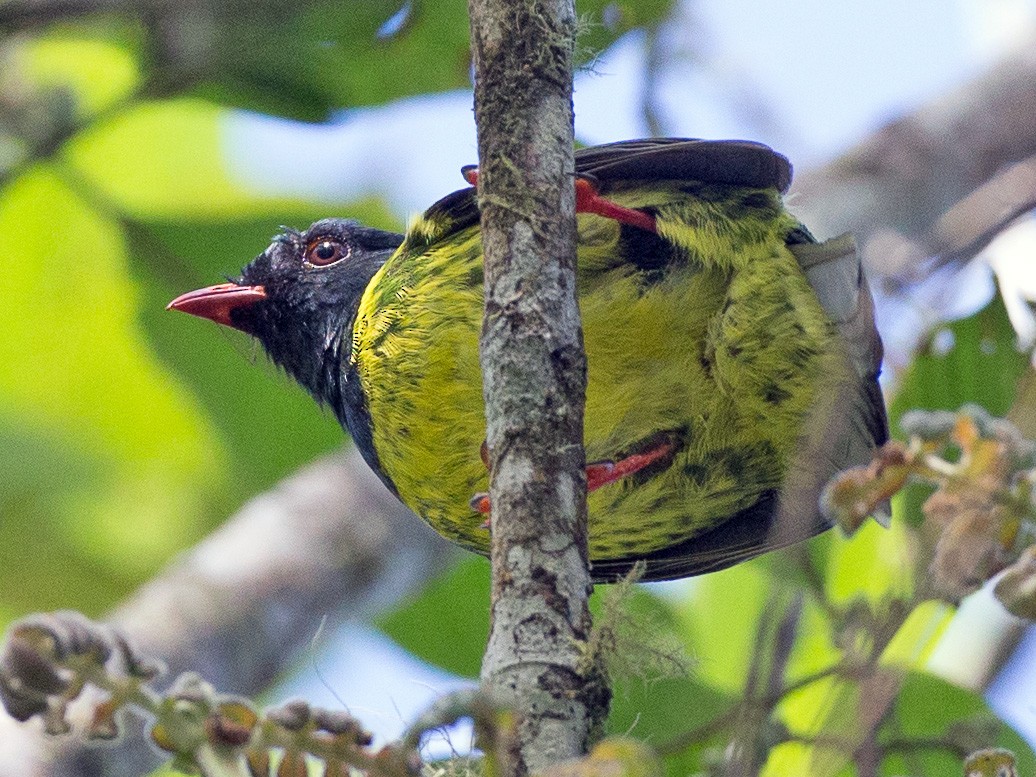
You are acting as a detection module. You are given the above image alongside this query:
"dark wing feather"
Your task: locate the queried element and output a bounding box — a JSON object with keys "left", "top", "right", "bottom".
{"left": 790, "top": 233, "right": 888, "bottom": 454}
{"left": 589, "top": 492, "right": 792, "bottom": 582}
{"left": 574, "top": 138, "right": 792, "bottom": 193}
{"left": 400, "top": 139, "right": 793, "bottom": 257}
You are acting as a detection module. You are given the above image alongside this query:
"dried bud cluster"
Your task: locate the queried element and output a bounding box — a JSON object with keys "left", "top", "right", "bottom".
{"left": 820, "top": 441, "right": 910, "bottom": 534}
{"left": 537, "top": 737, "right": 662, "bottom": 777}
{"left": 248, "top": 698, "right": 415, "bottom": 777}
{"left": 145, "top": 672, "right": 260, "bottom": 774}
{"left": 964, "top": 747, "right": 1017, "bottom": 777}
{"left": 0, "top": 611, "right": 160, "bottom": 738}
{"left": 0, "top": 612, "right": 422, "bottom": 777}
{"left": 822, "top": 406, "right": 1036, "bottom": 608}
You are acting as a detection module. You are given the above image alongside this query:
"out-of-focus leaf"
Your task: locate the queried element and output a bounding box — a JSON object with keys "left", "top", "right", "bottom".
{"left": 0, "top": 417, "right": 131, "bottom": 614}
{"left": 182, "top": 0, "right": 675, "bottom": 119}
{"left": 881, "top": 600, "right": 953, "bottom": 668}
{"left": 763, "top": 743, "right": 854, "bottom": 777}
{"left": 10, "top": 33, "right": 140, "bottom": 118}
{"left": 775, "top": 601, "right": 955, "bottom": 777}
{"left": 675, "top": 562, "right": 839, "bottom": 697}
{"left": 674, "top": 564, "right": 768, "bottom": 695}
{"left": 0, "top": 167, "right": 236, "bottom": 609}
{"left": 880, "top": 672, "right": 1034, "bottom": 775}
{"left": 64, "top": 98, "right": 407, "bottom": 225}
{"left": 63, "top": 99, "right": 312, "bottom": 218}
{"left": 825, "top": 503, "right": 915, "bottom": 608}
{"left": 0, "top": 166, "right": 224, "bottom": 581}
{"left": 377, "top": 556, "right": 490, "bottom": 678}
{"left": 891, "top": 294, "right": 1028, "bottom": 426}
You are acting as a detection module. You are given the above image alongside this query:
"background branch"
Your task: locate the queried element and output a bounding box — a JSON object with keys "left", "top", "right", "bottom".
{"left": 0, "top": 447, "right": 455, "bottom": 777}
{"left": 793, "top": 35, "right": 1036, "bottom": 276}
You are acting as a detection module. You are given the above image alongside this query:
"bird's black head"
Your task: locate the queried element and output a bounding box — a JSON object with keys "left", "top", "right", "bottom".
{"left": 169, "top": 218, "right": 403, "bottom": 412}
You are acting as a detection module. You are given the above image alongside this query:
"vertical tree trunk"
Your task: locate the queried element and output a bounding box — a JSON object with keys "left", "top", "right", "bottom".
{"left": 466, "top": 1, "right": 607, "bottom": 774}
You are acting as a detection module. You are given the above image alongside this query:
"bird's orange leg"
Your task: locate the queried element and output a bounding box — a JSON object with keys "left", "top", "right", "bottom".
{"left": 574, "top": 177, "right": 657, "bottom": 233}
{"left": 471, "top": 440, "right": 675, "bottom": 516}
{"left": 461, "top": 167, "right": 656, "bottom": 233}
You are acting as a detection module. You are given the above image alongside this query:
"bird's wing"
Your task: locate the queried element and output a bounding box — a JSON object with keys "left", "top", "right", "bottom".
{"left": 396, "top": 139, "right": 793, "bottom": 258}
{"left": 574, "top": 137, "right": 792, "bottom": 193}
{"left": 790, "top": 233, "right": 889, "bottom": 455}
{"left": 784, "top": 232, "right": 890, "bottom": 530}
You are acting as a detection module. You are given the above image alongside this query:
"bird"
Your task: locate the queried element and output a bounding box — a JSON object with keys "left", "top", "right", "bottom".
{"left": 168, "top": 138, "right": 887, "bottom": 583}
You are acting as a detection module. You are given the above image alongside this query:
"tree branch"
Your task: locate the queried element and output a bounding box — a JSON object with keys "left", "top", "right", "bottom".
{"left": 467, "top": 0, "right": 604, "bottom": 773}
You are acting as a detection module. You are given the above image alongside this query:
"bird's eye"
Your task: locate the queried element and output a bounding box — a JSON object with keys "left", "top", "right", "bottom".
{"left": 304, "top": 238, "right": 350, "bottom": 267}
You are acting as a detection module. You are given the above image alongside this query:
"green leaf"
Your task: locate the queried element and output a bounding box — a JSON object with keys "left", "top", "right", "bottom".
{"left": 674, "top": 564, "right": 770, "bottom": 695}
{"left": 891, "top": 294, "right": 1028, "bottom": 426}
{"left": 825, "top": 509, "right": 915, "bottom": 608}
{"left": 762, "top": 671, "right": 1036, "bottom": 777}
{"left": 11, "top": 31, "right": 141, "bottom": 119}
{"left": 771, "top": 602, "right": 956, "bottom": 777}
{"left": 0, "top": 418, "right": 130, "bottom": 614}
{"left": 181, "top": 0, "right": 677, "bottom": 118}
{"left": 376, "top": 556, "right": 491, "bottom": 678}
{"left": 0, "top": 166, "right": 225, "bottom": 586}
{"left": 881, "top": 672, "right": 1034, "bottom": 775}
{"left": 63, "top": 99, "right": 315, "bottom": 219}
{"left": 675, "top": 561, "right": 840, "bottom": 697}
{"left": 880, "top": 600, "right": 954, "bottom": 668}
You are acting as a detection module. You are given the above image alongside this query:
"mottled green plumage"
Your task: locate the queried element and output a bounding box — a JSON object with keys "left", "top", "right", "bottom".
{"left": 178, "top": 139, "right": 887, "bottom": 582}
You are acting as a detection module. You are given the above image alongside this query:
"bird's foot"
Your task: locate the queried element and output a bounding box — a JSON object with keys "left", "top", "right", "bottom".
{"left": 470, "top": 439, "right": 675, "bottom": 517}
{"left": 574, "top": 176, "right": 657, "bottom": 233}
{"left": 585, "top": 440, "right": 675, "bottom": 490}
{"left": 460, "top": 166, "right": 656, "bottom": 233}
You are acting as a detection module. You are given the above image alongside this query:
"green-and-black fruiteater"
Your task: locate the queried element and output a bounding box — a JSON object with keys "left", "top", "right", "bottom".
{"left": 169, "top": 138, "right": 888, "bottom": 582}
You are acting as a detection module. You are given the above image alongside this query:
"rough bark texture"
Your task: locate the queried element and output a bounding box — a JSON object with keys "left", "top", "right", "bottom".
{"left": 467, "top": 1, "right": 605, "bottom": 774}
{"left": 0, "top": 448, "right": 454, "bottom": 777}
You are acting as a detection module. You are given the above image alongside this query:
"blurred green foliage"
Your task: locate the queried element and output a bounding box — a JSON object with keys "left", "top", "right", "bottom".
{"left": 1, "top": 3, "right": 1035, "bottom": 776}
{"left": 0, "top": 0, "right": 667, "bottom": 613}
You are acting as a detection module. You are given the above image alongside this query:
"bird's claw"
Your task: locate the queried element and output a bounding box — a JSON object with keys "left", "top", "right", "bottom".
{"left": 460, "top": 167, "right": 656, "bottom": 233}
{"left": 574, "top": 175, "right": 657, "bottom": 233}
{"left": 470, "top": 492, "right": 491, "bottom": 516}
{"left": 470, "top": 440, "right": 675, "bottom": 516}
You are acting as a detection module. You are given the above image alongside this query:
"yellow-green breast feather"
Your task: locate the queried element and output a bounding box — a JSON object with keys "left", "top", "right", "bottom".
{"left": 351, "top": 180, "right": 839, "bottom": 563}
